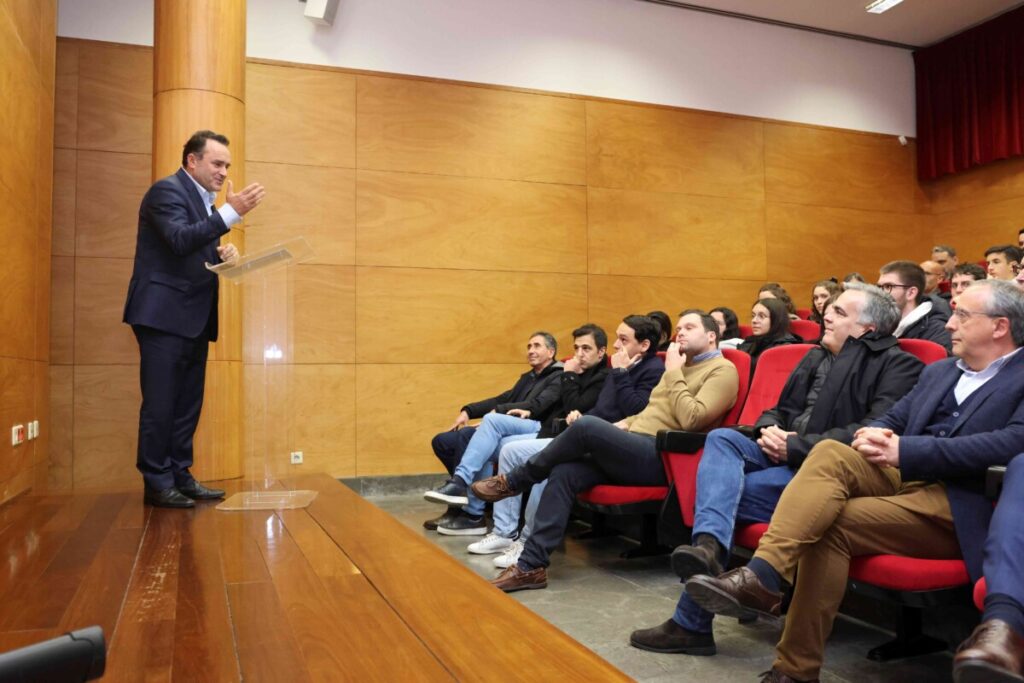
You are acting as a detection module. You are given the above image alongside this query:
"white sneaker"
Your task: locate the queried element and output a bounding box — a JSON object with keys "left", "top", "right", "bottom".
{"left": 493, "top": 540, "right": 524, "bottom": 568}
{"left": 467, "top": 533, "right": 513, "bottom": 555}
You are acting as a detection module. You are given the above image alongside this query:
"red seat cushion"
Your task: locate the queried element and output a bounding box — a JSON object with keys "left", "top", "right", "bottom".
{"left": 577, "top": 485, "right": 668, "bottom": 506}
{"left": 734, "top": 522, "right": 768, "bottom": 549}
{"left": 848, "top": 555, "right": 970, "bottom": 591}
{"left": 974, "top": 578, "right": 987, "bottom": 612}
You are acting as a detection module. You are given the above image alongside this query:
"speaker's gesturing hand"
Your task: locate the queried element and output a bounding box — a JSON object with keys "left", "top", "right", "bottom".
{"left": 226, "top": 180, "right": 266, "bottom": 216}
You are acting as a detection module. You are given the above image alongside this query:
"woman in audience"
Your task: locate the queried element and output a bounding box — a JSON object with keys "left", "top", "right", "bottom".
{"left": 738, "top": 298, "right": 801, "bottom": 369}
{"left": 757, "top": 283, "right": 799, "bottom": 320}
{"left": 709, "top": 307, "right": 742, "bottom": 350}
{"left": 808, "top": 279, "right": 842, "bottom": 325}
{"left": 647, "top": 310, "right": 674, "bottom": 352}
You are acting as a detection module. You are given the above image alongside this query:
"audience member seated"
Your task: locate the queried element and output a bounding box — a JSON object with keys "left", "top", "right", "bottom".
{"left": 878, "top": 260, "right": 952, "bottom": 354}
{"left": 932, "top": 244, "right": 959, "bottom": 282}
{"left": 475, "top": 317, "right": 665, "bottom": 568}
{"left": 986, "top": 245, "right": 1023, "bottom": 281}
{"left": 921, "top": 260, "right": 953, "bottom": 314}
{"left": 683, "top": 279, "right": 1024, "bottom": 683}
{"left": 472, "top": 311, "right": 739, "bottom": 592}
{"left": 758, "top": 283, "right": 799, "bottom": 320}
{"left": 710, "top": 306, "right": 743, "bottom": 350}
{"left": 739, "top": 298, "right": 802, "bottom": 371}
{"left": 951, "top": 262, "right": 987, "bottom": 298}
{"left": 843, "top": 272, "right": 866, "bottom": 284}
{"left": 953, "top": 452, "right": 1024, "bottom": 683}
{"left": 424, "top": 332, "right": 563, "bottom": 534}
{"left": 467, "top": 324, "right": 610, "bottom": 563}
{"left": 629, "top": 283, "right": 923, "bottom": 657}
{"left": 1018, "top": 226, "right": 1024, "bottom": 249}
{"left": 648, "top": 310, "right": 674, "bottom": 352}
{"left": 808, "top": 279, "right": 841, "bottom": 326}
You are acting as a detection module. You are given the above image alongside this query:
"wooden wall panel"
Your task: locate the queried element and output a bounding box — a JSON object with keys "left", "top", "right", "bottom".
{"left": 932, "top": 196, "right": 1024, "bottom": 264}
{"left": 76, "top": 42, "right": 152, "bottom": 154}
{"left": 292, "top": 265, "right": 355, "bottom": 364}
{"left": 54, "top": 39, "right": 78, "bottom": 149}
{"left": 766, "top": 205, "right": 928, "bottom": 283}
{"left": 588, "top": 188, "right": 766, "bottom": 279}
{"left": 191, "top": 360, "right": 242, "bottom": 481}
{"left": 355, "top": 267, "right": 588, "bottom": 364}
{"left": 246, "top": 63, "right": 355, "bottom": 168}
{"left": 587, "top": 274, "right": 763, "bottom": 337}
{"left": 586, "top": 101, "right": 764, "bottom": 199}
{"left": 921, "top": 155, "right": 1024, "bottom": 215}
{"left": 357, "top": 75, "right": 586, "bottom": 185}
{"left": 73, "top": 257, "right": 136, "bottom": 365}
{"left": 0, "top": 199, "right": 36, "bottom": 360}
{"left": 245, "top": 162, "right": 355, "bottom": 265}
{"left": 0, "top": 359, "right": 35, "bottom": 490}
{"left": 49, "top": 256, "right": 74, "bottom": 365}
{"left": 355, "top": 363, "right": 522, "bottom": 476}
{"left": 48, "top": 365, "right": 73, "bottom": 490}
{"left": 75, "top": 151, "right": 151, "bottom": 258}
{"left": 73, "top": 364, "right": 139, "bottom": 490}
{"left": 355, "top": 170, "right": 587, "bottom": 272}
{"left": 764, "top": 123, "right": 916, "bottom": 213}
{"left": 51, "top": 148, "right": 76, "bottom": 256}
{"left": 4, "top": 0, "right": 56, "bottom": 87}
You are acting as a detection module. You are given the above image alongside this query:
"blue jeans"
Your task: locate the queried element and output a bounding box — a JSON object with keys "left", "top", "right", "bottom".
{"left": 454, "top": 413, "right": 540, "bottom": 516}
{"left": 492, "top": 439, "right": 549, "bottom": 540}
{"left": 675, "top": 427, "right": 795, "bottom": 633}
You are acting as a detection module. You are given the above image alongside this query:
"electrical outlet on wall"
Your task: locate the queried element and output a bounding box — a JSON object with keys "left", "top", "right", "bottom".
{"left": 290, "top": 451, "right": 304, "bottom": 465}
{"left": 11, "top": 425, "right": 25, "bottom": 446}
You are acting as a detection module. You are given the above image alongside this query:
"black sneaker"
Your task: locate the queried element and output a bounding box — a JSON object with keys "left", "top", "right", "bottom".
{"left": 424, "top": 477, "right": 469, "bottom": 506}
{"left": 629, "top": 619, "right": 716, "bottom": 655}
{"left": 436, "top": 509, "right": 487, "bottom": 536}
{"left": 423, "top": 506, "right": 460, "bottom": 531}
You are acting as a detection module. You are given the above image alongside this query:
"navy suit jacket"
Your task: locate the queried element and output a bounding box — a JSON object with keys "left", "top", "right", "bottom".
{"left": 871, "top": 349, "right": 1024, "bottom": 580}
{"left": 123, "top": 169, "right": 230, "bottom": 341}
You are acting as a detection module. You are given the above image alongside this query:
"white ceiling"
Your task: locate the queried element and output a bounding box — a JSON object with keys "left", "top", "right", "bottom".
{"left": 638, "top": 0, "right": 1024, "bottom": 47}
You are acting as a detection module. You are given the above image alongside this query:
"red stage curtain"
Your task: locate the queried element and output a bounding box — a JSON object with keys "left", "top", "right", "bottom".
{"left": 914, "top": 6, "right": 1024, "bottom": 180}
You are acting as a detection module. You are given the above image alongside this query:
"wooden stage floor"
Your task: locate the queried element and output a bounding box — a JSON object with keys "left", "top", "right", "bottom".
{"left": 0, "top": 474, "right": 629, "bottom": 681}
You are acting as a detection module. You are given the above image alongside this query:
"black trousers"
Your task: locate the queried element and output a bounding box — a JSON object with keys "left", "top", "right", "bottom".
{"left": 517, "top": 416, "right": 666, "bottom": 570}
{"left": 134, "top": 325, "right": 209, "bottom": 491}
{"left": 430, "top": 427, "right": 476, "bottom": 476}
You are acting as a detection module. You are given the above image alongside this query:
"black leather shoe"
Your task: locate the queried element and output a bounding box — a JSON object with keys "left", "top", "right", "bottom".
{"left": 629, "top": 619, "right": 716, "bottom": 655}
{"left": 144, "top": 487, "right": 195, "bottom": 508}
{"left": 178, "top": 480, "right": 226, "bottom": 500}
{"left": 424, "top": 478, "right": 469, "bottom": 506}
{"left": 423, "top": 506, "right": 461, "bottom": 531}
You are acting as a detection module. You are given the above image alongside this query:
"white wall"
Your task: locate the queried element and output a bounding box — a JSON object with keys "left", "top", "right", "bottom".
{"left": 57, "top": 0, "right": 916, "bottom": 136}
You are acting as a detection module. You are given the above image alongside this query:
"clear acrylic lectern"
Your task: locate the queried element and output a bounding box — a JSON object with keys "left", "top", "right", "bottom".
{"left": 206, "top": 237, "right": 319, "bottom": 511}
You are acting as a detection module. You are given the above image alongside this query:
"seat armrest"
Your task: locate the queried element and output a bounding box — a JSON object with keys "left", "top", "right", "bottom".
{"left": 726, "top": 425, "right": 757, "bottom": 439}
{"left": 986, "top": 466, "right": 1006, "bottom": 501}
{"left": 656, "top": 430, "right": 707, "bottom": 453}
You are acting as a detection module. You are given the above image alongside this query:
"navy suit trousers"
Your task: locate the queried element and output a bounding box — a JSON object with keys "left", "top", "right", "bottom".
{"left": 134, "top": 325, "right": 209, "bottom": 490}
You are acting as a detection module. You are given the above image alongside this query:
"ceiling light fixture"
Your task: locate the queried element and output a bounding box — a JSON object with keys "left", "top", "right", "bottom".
{"left": 866, "top": 0, "right": 905, "bottom": 14}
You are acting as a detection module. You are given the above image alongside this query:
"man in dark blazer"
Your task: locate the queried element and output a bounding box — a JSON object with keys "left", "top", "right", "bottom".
{"left": 124, "top": 130, "right": 265, "bottom": 508}
{"left": 683, "top": 279, "right": 1024, "bottom": 683}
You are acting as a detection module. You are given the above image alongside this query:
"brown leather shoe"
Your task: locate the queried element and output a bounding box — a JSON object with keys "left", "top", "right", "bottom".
{"left": 759, "top": 668, "right": 819, "bottom": 683}
{"left": 490, "top": 564, "right": 547, "bottom": 592}
{"left": 684, "top": 567, "right": 782, "bottom": 622}
{"left": 471, "top": 474, "right": 519, "bottom": 503}
{"left": 953, "top": 619, "right": 1024, "bottom": 683}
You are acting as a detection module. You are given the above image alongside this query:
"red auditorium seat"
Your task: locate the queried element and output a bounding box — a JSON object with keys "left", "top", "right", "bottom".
{"left": 738, "top": 324, "right": 753, "bottom": 338}
{"left": 574, "top": 348, "right": 751, "bottom": 558}
{"left": 795, "top": 308, "right": 812, "bottom": 320}
{"left": 897, "top": 338, "right": 947, "bottom": 364}
{"left": 790, "top": 319, "right": 821, "bottom": 342}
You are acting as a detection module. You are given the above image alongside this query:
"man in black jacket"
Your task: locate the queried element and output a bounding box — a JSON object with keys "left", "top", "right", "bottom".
{"left": 879, "top": 260, "right": 952, "bottom": 353}
{"left": 630, "top": 283, "right": 923, "bottom": 656}
{"left": 424, "top": 332, "right": 563, "bottom": 533}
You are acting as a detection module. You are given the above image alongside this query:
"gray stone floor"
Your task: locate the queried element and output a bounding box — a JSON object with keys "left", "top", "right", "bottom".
{"left": 366, "top": 493, "right": 955, "bottom": 683}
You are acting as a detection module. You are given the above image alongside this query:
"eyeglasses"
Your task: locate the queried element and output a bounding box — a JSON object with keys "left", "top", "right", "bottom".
{"left": 877, "top": 283, "right": 910, "bottom": 293}
{"left": 952, "top": 307, "right": 1003, "bottom": 323}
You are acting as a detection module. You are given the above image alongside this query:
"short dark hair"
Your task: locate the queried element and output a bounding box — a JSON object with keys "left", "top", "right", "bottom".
{"left": 646, "top": 310, "right": 673, "bottom": 344}
{"left": 709, "top": 306, "right": 741, "bottom": 340}
{"left": 529, "top": 331, "right": 557, "bottom": 355}
{"left": 985, "top": 245, "right": 1023, "bottom": 263}
{"left": 181, "top": 130, "right": 230, "bottom": 167}
{"left": 879, "top": 260, "right": 926, "bottom": 304}
{"left": 572, "top": 323, "right": 607, "bottom": 350}
{"left": 953, "top": 262, "right": 986, "bottom": 281}
{"left": 622, "top": 315, "right": 661, "bottom": 356}
{"left": 1018, "top": 226, "right": 1024, "bottom": 237}
{"left": 932, "top": 244, "right": 957, "bottom": 257}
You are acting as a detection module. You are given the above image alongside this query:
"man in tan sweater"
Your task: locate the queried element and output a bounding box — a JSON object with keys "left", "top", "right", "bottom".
{"left": 473, "top": 310, "right": 740, "bottom": 592}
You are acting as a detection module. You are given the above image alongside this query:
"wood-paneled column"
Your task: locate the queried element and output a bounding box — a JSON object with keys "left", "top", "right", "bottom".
{"left": 153, "top": 0, "right": 246, "bottom": 480}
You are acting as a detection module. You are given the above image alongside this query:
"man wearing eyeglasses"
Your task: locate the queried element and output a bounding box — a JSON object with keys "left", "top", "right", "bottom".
{"left": 876, "top": 260, "right": 952, "bottom": 354}
{"left": 683, "top": 279, "right": 1024, "bottom": 683}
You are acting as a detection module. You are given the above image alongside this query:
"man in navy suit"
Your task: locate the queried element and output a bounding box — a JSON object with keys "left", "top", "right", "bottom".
{"left": 683, "top": 279, "right": 1024, "bottom": 683}
{"left": 124, "top": 130, "right": 265, "bottom": 508}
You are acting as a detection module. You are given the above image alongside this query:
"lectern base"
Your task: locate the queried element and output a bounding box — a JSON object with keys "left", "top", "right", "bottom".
{"left": 217, "top": 490, "right": 318, "bottom": 511}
